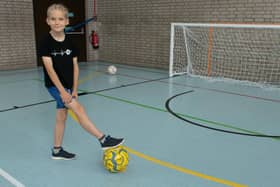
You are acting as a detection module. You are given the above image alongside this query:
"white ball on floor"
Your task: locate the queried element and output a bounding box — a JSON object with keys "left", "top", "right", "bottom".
{"left": 107, "top": 65, "right": 117, "bottom": 75}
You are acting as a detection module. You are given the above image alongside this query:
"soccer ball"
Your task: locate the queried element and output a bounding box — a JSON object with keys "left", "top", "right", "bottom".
{"left": 107, "top": 65, "right": 117, "bottom": 75}
{"left": 103, "top": 146, "right": 129, "bottom": 173}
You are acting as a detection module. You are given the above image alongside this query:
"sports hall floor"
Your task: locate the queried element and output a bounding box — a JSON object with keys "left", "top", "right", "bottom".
{"left": 0, "top": 62, "right": 279, "bottom": 187}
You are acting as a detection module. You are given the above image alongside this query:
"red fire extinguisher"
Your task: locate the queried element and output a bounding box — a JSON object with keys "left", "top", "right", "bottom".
{"left": 90, "top": 30, "right": 99, "bottom": 49}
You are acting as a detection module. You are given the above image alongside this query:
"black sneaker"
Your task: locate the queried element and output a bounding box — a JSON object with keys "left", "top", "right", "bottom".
{"left": 100, "top": 135, "right": 124, "bottom": 150}
{"left": 51, "top": 147, "right": 76, "bottom": 160}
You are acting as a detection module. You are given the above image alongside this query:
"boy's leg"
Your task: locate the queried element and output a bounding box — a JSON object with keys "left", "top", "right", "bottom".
{"left": 51, "top": 108, "right": 76, "bottom": 160}
{"left": 47, "top": 87, "right": 76, "bottom": 160}
{"left": 66, "top": 99, "right": 124, "bottom": 149}
{"left": 66, "top": 99, "right": 104, "bottom": 139}
{"left": 54, "top": 108, "right": 67, "bottom": 147}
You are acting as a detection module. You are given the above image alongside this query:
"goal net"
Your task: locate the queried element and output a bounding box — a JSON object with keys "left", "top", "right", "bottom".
{"left": 169, "top": 23, "right": 280, "bottom": 86}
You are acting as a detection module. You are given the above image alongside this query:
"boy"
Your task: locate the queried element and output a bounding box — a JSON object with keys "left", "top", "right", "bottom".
{"left": 39, "top": 3, "right": 124, "bottom": 160}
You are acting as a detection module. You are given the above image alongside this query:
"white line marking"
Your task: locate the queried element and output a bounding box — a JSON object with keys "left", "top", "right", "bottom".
{"left": 0, "top": 168, "right": 26, "bottom": 187}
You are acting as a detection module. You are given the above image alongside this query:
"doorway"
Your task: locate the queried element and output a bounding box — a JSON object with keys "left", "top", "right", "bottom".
{"left": 33, "top": 0, "right": 87, "bottom": 66}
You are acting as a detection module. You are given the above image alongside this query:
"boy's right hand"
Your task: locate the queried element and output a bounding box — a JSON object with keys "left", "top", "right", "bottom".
{"left": 60, "top": 91, "right": 73, "bottom": 104}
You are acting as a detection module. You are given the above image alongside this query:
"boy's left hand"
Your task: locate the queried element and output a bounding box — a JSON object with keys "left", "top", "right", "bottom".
{"left": 72, "top": 90, "right": 78, "bottom": 99}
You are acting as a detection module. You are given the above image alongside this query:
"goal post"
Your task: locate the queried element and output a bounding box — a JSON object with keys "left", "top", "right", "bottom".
{"left": 169, "top": 23, "right": 280, "bottom": 86}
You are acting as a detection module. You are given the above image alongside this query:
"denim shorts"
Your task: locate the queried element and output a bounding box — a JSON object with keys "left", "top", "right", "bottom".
{"left": 47, "top": 87, "right": 72, "bottom": 109}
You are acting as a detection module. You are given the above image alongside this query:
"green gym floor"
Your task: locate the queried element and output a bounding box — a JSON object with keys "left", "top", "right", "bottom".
{"left": 0, "top": 62, "right": 280, "bottom": 187}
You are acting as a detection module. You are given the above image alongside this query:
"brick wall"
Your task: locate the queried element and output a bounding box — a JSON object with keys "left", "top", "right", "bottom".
{"left": 85, "top": 0, "right": 99, "bottom": 62}
{"left": 0, "top": 1, "right": 280, "bottom": 70}
{"left": 86, "top": 0, "right": 280, "bottom": 70}
{"left": 0, "top": 0, "right": 36, "bottom": 70}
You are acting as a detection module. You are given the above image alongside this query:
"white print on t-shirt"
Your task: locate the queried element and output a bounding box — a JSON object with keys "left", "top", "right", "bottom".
{"left": 51, "top": 49, "right": 72, "bottom": 56}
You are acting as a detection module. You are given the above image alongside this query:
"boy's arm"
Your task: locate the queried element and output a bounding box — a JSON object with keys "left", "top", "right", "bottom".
{"left": 72, "top": 57, "right": 79, "bottom": 98}
{"left": 42, "top": 56, "right": 72, "bottom": 104}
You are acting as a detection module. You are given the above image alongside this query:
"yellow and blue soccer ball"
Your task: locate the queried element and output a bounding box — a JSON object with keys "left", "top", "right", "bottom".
{"left": 103, "top": 146, "right": 129, "bottom": 173}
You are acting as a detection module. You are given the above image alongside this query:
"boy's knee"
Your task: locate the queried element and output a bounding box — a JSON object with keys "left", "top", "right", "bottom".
{"left": 76, "top": 104, "right": 85, "bottom": 114}
{"left": 56, "top": 114, "right": 67, "bottom": 123}
{"left": 56, "top": 109, "right": 68, "bottom": 122}
{"left": 67, "top": 100, "right": 84, "bottom": 114}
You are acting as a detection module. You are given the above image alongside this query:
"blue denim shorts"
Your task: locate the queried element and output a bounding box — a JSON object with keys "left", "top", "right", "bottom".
{"left": 47, "top": 87, "right": 72, "bottom": 109}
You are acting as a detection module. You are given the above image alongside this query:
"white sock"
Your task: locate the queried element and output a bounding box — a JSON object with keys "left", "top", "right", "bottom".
{"left": 99, "top": 135, "right": 106, "bottom": 144}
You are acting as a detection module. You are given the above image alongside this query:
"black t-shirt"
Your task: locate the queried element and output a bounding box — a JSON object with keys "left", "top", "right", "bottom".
{"left": 38, "top": 33, "right": 78, "bottom": 89}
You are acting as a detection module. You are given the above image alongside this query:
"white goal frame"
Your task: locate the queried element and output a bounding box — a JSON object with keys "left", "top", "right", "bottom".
{"left": 169, "top": 22, "right": 280, "bottom": 85}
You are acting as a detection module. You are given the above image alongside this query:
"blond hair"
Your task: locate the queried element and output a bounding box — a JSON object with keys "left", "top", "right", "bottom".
{"left": 47, "top": 4, "right": 69, "bottom": 18}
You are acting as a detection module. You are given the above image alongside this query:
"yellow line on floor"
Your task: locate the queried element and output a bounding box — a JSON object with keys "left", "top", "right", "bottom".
{"left": 78, "top": 71, "right": 101, "bottom": 84}
{"left": 68, "top": 109, "right": 78, "bottom": 121}
{"left": 124, "top": 146, "right": 247, "bottom": 187}
{"left": 68, "top": 111, "right": 247, "bottom": 187}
